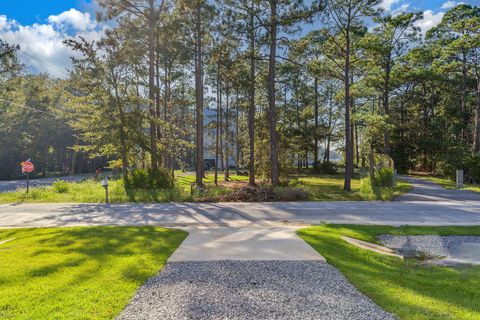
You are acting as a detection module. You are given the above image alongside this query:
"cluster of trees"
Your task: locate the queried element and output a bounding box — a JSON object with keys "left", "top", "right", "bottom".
{"left": 0, "top": 41, "right": 84, "bottom": 180}
{"left": 0, "top": 1, "right": 479, "bottom": 187}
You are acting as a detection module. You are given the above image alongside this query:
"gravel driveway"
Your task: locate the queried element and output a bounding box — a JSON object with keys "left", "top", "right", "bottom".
{"left": 379, "top": 235, "right": 480, "bottom": 265}
{"left": 117, "top": 261, "right": 394, "bottom": 320}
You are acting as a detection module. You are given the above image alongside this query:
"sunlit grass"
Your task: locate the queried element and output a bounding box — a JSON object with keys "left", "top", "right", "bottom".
{"left": 292, "top": 174, "right": 411, "bottom": 201}
{"left": 416, "top": 175, "right": 480, "bottom": 193}
{"left": 0, "top": 226, "right": 187, "bottom": 319}
{"left": 0, "top": 172, "right": 411, "bottom": 203}
{"left": 298, "top": 225, "right": 480, "bottom": 320}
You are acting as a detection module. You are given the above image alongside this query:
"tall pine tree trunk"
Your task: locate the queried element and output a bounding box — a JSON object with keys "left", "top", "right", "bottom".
{"left": 248, "top": 1, "right": 256, "bottom": 186}
{"left": 225, "top": 85, "right": 230, "bottom": 181}
{"left": 313, "top": 77, "right": 319, "bottom": 170}
{"left": 194, "top": 5, "right": 204, "bottom": 187}
{"left": 343, "top": 19, "right": 353, "bottom": 191}
{"left": 148, "top": 0, "right": 158, "bottom": 170}
{"left": 473, "top": 79, "right": 480, "bottom": 154}
{"left": 383, "top": 56, "right": 391, "bottom": 156}
{"left": 215, "top": 68, "right": 220, "bottom": 185}
{"left": 267, "top": 0, "right": 280, "bottom": 187}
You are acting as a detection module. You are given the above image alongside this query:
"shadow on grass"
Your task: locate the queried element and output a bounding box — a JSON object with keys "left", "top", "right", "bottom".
{"left": 0, "top": 226, "right": 187, "bottom": 319}
{"left": 298, "top": 225, "right": 480, "bottom": 320}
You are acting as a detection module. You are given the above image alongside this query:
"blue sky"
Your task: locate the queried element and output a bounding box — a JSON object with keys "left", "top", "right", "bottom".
{"left": 1, "top": 1, "right": 96, "bottom": 25}
{"left": 0, "top": 0, "right": 478, "bottom": 77}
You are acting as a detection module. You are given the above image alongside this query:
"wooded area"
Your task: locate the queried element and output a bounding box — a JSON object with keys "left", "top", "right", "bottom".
{"left": 0, "top": 1, "right": 479, "bottom": 191}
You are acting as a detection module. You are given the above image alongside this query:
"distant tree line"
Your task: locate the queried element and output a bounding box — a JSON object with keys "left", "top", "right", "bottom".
{"left": 0, "top": 1, "right": 479, "bottom": 186}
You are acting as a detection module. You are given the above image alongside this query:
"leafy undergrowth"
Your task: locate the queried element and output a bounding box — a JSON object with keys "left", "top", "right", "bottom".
{"left": 0, "top": 226, "right": 187, "bottom": 319}
{"left": 297, "top": 225, "right": 480, "bottom": 320}
{"left": 0, "top": 173, "right": 411, "bottom": 203}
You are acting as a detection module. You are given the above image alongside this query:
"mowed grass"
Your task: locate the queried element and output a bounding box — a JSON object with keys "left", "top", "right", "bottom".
{"left": 417, "top": 175, "right": 480, "bottom": 194}
{"left": 298, "top": 225, "right": 480, "bottom": 320}
{"left": 0, "top": 173, "right": 245, "bottom": 203}
{"left": 0, "top": 226, "right": 187, "bottom": 319}
{"left": 0, "top": 172, "right": 411, "bottom": 203}
{"left": 292, "top": 174, "right": 412, "bottom": 201}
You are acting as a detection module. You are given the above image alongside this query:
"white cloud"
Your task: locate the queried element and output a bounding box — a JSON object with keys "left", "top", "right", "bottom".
{"left": 414, "top": 10, "right": 445, "bottom": 36}
{"left": 441, "top": 1, "right": 464, "bottom": 9}
{"left": 48, "top": 8, "right": 97, "bottom": 31}
{"left": 392, "top": 3, "right": 410, "bottom": 15}
{"left": 0, "top": 9, "right": 105, "bottom": 78}
{"left": 380, "top": 0, "right": 400, "bottom": 11}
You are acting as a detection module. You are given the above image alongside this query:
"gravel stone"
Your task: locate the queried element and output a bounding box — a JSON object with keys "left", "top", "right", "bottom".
{"left": 379, "top": 235, "right": 480, "bottom": 265}
{"left": 117, "top": 261, "right": 394, "bottom": 320}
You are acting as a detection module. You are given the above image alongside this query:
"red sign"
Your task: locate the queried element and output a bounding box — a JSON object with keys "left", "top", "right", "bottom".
{"left": 21, "top": 161, "right": 34, "bottom": 173}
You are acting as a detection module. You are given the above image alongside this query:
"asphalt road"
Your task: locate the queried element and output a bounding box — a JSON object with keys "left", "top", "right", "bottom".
{"left": 0, "top": 174, "right": 91, "bottom": 193}
{"left": 1, "top": 176, "right": 479, "bottom": 228}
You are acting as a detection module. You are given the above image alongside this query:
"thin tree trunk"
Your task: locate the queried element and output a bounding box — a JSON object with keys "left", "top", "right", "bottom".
{"left": 235, "top": 88, "right": 240, "bottom": 168}
{"left": 194, "top": 4, "right": 204, "bottom": 188}
{"left": 462, "top": 51, "right": 468, "bottom": 141}
{"left": 214, "top": 68, "right": 220, "bottom": 185}
{"left": 220, "top": 84, "right": 224, "bottom": 171}
{"left": 155, "top": 46, "right": 162, "bottom": 166}
{"left": 313, "top": 77, "right": 319, "bottom": 170}
{"left": 383, "top": 55, "right": 391, "bottom": 155}
{"left": 248, "top": 0, "right": 256, "bottom": 186}
{"left": 224, "top": 85, "right": 230, "bottom": 181}
{"left": 343, "top": 13, "right": 353, "bottom": 191}
{"left": 355, "top": 120, "right": 359, "bottom": 167}
{"left": 148, "top": 0, "right": 158, "bottom": 170}
{"left": 267, "top": 0, "right": 280, "bottom": 187}
{"left": 473, "top": 79, "right": 480, "bottom": 154}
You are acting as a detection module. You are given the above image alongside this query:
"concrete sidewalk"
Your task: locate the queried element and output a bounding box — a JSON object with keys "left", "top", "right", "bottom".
{"left": 169, "top": 226, "right": 325, "bottom": 261}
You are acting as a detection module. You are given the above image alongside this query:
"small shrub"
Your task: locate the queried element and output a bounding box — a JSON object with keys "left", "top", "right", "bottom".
{"left": 465, "top": 155, "right": 480, "bottom": 184}
{"left": 435, "top": 160, "right": 456, "bottom": 179}
{"left": 375, "top": 167, "right": 394, "bottom": 187}
{"left": 360, "top": 177, "right": 376, "bottom": 200}
{"left": 127, "top": 168, "right": 174, "bottom": 190}
{"left": 52, "top": 180, "right": 69, "bottom": 193}
{"left": 314, "top": 162, "right": 338, "bottom": 175}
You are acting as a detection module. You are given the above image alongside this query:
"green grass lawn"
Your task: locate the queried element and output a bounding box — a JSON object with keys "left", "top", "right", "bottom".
{"left": 292, "top": 174, "right": 412, "bottom": 201}
{"left": 0, "top": 226, "right": 187, "bottom": 319}
{"left": 0, "top": 172, "right": 411, "bottom": 203}
{"left": 297, "top": 225, "right": 480, "bottom": 320}
{"left": 416, "top": 175, "right": 480, "bottom": 193}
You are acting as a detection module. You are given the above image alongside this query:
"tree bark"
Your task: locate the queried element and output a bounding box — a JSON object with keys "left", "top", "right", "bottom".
{"left": 313, "top": 77, "right": 319, "bottom": 170}
{"left": 148, "top": 0, "right": 158, "bottom": 170}
{"left": 214, "top": 67, "right": 220, "bottom": 185}
{"left": 267, "top": 0, "right": 280, "bottom": 187}
{"left": 224, "top": 85, "right": 230, "bottom": 181}
{"left": 343, "top": 12, "right": 353, "bottom": 191}
{"left": 194, "top": 4, "right": 204, "bottom": 187}
{"left": 383, "top": 55, "right": 391, "bottom": 155}
{"left": 248, "top": 0, "right": 256, "bottom": 186}
{"left": 473, "top": 80, "right": 480, "bottom": 154}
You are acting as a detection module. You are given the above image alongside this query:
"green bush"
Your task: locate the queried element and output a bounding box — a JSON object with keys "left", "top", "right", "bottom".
{"left": 126, "top": 168, "right": 174, "bottom": 190}
{"left": 375, "top": 167, "right": 394, "bottom": 188}
{"left": 465, "top": 155, "right": 480, "bottom": 184}
{"left": 314, "top": 161, "right": 338, "bottom": 174}
{"left": 436, "top": 160, "right": 456, "bottom": 179}
{"left": 360, "top": 177, "right": 375, "bottom": 198}
{"left": 52, "top": 180, "right": 69, "bottom": 193}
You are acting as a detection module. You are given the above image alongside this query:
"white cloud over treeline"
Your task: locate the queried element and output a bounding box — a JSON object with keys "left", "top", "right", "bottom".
{"left": 0, "top": 9, "right": 105, "bottom": 78}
